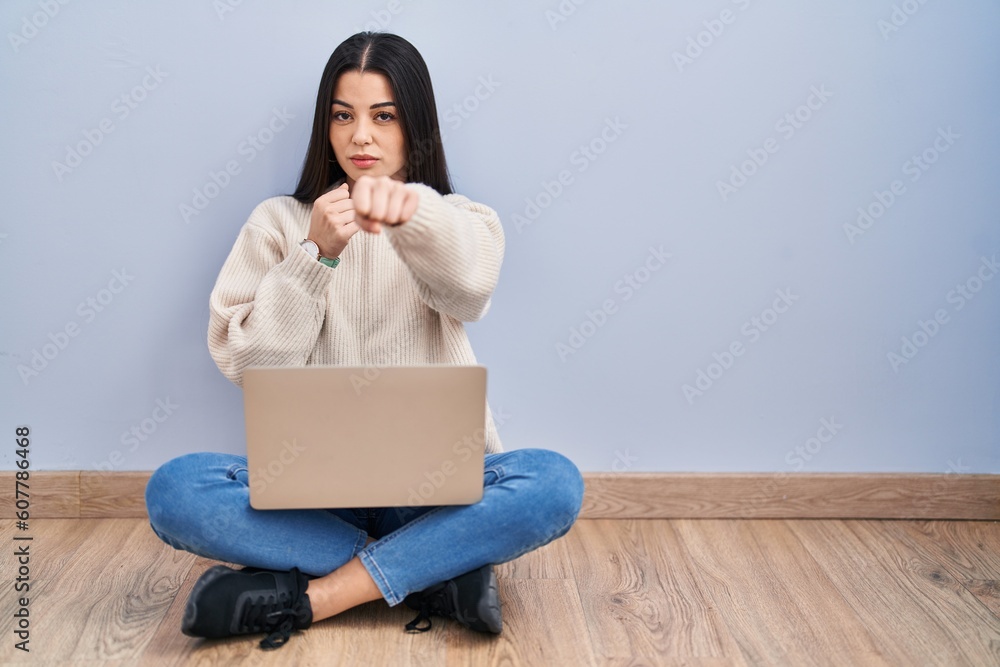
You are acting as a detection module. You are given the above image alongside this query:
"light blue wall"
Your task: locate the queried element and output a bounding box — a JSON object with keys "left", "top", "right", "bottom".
{"left": 2, "top": 1, "right": 997, "bottom": 473}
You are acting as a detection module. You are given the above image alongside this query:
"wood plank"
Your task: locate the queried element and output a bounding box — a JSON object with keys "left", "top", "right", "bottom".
{"left": 566, "top": 519, "right": 737, "bottom": 663}
{"left": 883, "top": 520, "right": 1000, "bottom": 619}
{"left": 445, "top": 578, "right": 596, "bottom": 667}
{"left": 138, "top": 556, "right": 214, "bottom": 667}
{"left": 788, "top": 519, "right": 1000, "bottom": 665}
{"left": 0, "top": 471, "right": 79, "bottom": 518}
{"left": 583, "top": 473, "right": 1000, "bottom": 520}
{"left": 5, "top": 519, "right": 196, "bottom": 663}
{"left": 80, "top": 472, "right": 151, "bottom": 518}
{"left": 671, "top": 519, "right": 893, "bottom": 666}
{"left": 857, "top": 521, "right": 1000, "bottom": 652}
{"left": 592, "top": 660, "right": 744, "bottom": 667}
{"left": 566, "top": 519, "right": 663, "bottom": 660}
{"left": 21, "top": 519, "right": 105, "bottom": 579}
{"left": 635, "top": 520, "right": 745, "bottom": 662}
{"left": 4, "top": 471, "right": 998, "bottom": 520}
{"left": 966, "top": 578, "right": 1000, "bottom": 621}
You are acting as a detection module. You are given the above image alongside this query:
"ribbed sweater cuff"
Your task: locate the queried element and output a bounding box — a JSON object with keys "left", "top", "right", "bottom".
{"left": 282, "top": 238, "right": 338, "bottom": 297}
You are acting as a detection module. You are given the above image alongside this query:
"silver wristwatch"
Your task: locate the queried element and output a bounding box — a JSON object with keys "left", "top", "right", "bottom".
{"left": 300, "top": 239, "right": 340, "bottom": 268}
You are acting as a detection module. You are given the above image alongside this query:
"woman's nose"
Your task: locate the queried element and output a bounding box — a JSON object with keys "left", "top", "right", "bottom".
{"left": 353, "top": 119, "right": 372, "bottom": 145}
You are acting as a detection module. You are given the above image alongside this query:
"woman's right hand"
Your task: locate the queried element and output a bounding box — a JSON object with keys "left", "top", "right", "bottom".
{"left": 308, "top": 182, "right": 361, "bottom": 258}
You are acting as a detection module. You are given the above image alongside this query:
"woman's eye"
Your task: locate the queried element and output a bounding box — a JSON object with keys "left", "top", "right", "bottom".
{"left": 332, "top": 110, "right": 351, "bottom": 121}
{"left": 375, "top": 111, "right": 395, "bottom": 122}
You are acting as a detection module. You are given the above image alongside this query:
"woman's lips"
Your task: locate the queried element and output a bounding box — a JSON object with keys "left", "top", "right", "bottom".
{"left": 350, "top": 157, "right": 378, "bottom": 168}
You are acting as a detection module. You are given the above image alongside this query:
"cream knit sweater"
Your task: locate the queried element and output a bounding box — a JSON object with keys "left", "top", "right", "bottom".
{"left": 207, "top": 178, "right": 506, "bottom": 455}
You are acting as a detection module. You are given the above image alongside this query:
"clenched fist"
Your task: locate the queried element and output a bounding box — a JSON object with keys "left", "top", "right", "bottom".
{"left": 350, "top": 175, "right": 419, "bottom": 234}
{"left": 308, "top": 182, "right": 360, "bottom": 259}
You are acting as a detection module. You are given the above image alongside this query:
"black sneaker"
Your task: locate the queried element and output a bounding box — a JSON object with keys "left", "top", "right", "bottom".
{"left": 182, "top": 565, "right": 313, "bottom": 650}
{"left": 403, "top": 564, "right": 502, "bottom": 634}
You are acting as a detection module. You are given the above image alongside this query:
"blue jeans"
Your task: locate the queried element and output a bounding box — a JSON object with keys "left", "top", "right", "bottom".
{"left": 144, "top": 448, "right": 584, "bottom": 606}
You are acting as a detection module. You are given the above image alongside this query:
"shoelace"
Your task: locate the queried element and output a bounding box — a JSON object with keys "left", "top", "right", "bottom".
{"left": 260, "top": 609, "right": 298, "bottom": 650}
{"left": 404, "top": 585, "right": 452, "bottom": 634}
{"left": 405, "top": 599, "right": 434, "bottom": 633}
{"left": 232, "top": 569, "right": 305, "bottom": 650}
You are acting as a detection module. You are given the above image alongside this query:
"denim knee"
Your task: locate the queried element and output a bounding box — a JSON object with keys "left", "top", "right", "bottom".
{"left": 521, "top": 448, "right": 586, "bottom": 527}
{"left": 145, "top": 452, "right": 216, "bottom": 536}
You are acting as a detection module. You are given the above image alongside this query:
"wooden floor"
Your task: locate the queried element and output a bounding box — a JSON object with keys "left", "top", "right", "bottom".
{"left": 1, "top": 518, "right": 997, "bottom": 666}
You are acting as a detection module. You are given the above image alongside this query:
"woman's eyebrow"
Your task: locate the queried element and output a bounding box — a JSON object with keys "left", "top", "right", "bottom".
{"left": 331, "top": 99, "right": 397, "bottom": 109}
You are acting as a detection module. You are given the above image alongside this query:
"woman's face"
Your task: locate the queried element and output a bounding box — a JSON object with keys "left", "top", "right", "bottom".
{"left": 329, "top": 70, "right": 407, "bottom": 190}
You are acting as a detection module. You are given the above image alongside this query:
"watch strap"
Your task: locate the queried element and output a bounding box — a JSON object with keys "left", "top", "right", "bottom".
{"left": 300, "top": 239, "right": 340, "bottom": 268}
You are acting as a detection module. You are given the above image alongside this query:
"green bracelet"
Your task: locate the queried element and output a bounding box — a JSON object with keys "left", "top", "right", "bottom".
{"left": 319, "top": 256, "right": 340, "bottom": 268}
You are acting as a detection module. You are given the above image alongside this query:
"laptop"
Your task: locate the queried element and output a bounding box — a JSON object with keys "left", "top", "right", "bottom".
{"left": 242, "top": 365, "right": 487, "bottom": 510}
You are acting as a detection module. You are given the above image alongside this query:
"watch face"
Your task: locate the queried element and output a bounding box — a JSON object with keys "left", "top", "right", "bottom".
{"left": 300, "top": 240, "right": 319, "bottom": 258}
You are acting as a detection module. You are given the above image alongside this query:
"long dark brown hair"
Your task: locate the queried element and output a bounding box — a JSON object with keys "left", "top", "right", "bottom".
{"left": 291, "top": 32, "right": 453, "bottom": 203}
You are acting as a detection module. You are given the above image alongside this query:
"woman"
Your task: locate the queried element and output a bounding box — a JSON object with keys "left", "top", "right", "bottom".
{"left": 144, "top": 32, "right": 585, "bottom": 650}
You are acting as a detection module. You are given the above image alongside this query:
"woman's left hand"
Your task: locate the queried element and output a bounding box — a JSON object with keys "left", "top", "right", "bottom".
{"left": 350, "top": 175, "right": 419, "bottom": 234}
